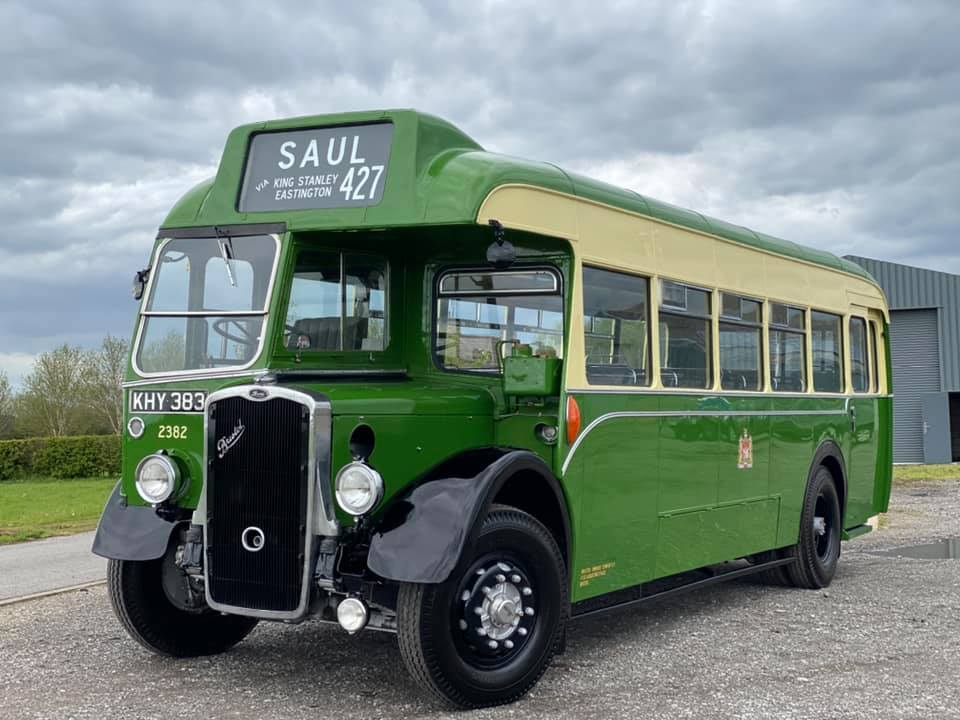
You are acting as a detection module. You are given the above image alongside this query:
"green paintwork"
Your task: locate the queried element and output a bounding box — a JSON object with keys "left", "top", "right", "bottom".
{"left": 117, "top": 109, "right": 892, "bottom": 610}
{"left": 563, "top": 392, "right": 888, "bottom": 602}
{"left": 503, "top": 356, "right": 562, "bottom": 397}
{"left": 160, "top": 109, "right": 876, "bottom": 286}
{"left": 121, "top": 227, "right": 570, "bottom": 521}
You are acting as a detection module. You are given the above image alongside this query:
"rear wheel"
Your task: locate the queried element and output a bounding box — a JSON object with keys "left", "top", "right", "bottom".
{"left": 783, "top": 466, "right": 842, "bottom": 589}
{"left": 397, "top": 506, "right": 567, "bottom": 708}
{"left": 108, "top": 555, "right": 258, "bottom": 657}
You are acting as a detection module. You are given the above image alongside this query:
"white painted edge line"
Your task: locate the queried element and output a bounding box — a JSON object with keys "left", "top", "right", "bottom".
{"left": 0, "top": 579, "right": 107, "bottom": 608}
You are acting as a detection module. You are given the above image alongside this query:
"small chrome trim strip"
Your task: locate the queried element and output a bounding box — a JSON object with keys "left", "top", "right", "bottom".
{"left": 567, "top": 388, "right": 884, "bottom": 399}
{"left": 141, "top": 310, "right": 269, "bottom": 317}
{"left": 201, "top": 384, "right": 337, "bottom": 622}
{"left": 123, "top": 369, "right": 268, "bottom": 388}
{"left": 561, "top": 405, "right": 849, "bottom": 477}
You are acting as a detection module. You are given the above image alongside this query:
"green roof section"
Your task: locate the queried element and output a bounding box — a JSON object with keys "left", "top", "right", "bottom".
{"left": 161, "top": 109, "right": 876, "bottom": 285}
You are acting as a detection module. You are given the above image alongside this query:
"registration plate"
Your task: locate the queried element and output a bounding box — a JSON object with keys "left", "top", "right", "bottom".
{"left": 129, "top": 390, "right": 207, "bottom": 414}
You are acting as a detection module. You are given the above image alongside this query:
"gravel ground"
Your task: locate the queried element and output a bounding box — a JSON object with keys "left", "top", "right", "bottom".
{"left": 2, "top": 480, "right": 958, "bottom": 720}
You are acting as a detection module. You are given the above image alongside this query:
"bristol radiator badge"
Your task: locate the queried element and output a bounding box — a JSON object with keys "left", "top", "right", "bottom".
{"left": 738, "top": 429, "right": 753, "bottom": 470}
{"left": 217, "top": 419, "right": 246, "bottom": 459}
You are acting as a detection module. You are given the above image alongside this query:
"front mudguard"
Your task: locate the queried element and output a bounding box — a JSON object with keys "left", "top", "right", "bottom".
{"left": 367, "top": 449, "right": 567, "bottom": 584}
{"left": 91, "top": 482, "right": 181, "bottom": 561}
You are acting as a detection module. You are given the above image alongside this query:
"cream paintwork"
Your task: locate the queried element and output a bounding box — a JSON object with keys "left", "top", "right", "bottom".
{"left": 476, "top": 183, "right": 891, "bottom": 396}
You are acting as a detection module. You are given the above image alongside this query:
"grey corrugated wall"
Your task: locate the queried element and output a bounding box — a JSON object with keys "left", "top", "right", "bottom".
{"left": 845, "top": 256, "right": 960, "bottom": 393}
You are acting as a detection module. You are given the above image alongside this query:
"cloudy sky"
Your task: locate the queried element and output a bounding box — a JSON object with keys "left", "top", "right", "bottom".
{"left": 2, "top": 0, "right": 957, "bottom": 386}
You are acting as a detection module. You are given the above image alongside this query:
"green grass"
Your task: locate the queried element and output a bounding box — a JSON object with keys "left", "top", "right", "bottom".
{"left": 893, "top": 464, "right": 960, "bottom": 483}
{"left": 0, "top": 464, "right": 952, "bottom": 546}
{"left": 0, "top": 477, "right": 116, "bottom": 545}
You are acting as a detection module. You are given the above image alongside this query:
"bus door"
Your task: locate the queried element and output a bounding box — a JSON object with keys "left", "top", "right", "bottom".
{"left": 845, "top": 310, "right": 882, "bottom": 525}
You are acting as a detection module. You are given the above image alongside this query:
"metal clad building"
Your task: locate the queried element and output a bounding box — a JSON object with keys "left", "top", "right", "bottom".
{"left": 845, "top": 255, "right": 960, "bottom": 463}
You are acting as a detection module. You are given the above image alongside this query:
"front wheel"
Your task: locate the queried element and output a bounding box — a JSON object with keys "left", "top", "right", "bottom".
{"left": 397, "top": 506, "right": 567, "bottom": 708}
{"left": 108, "top": 557, "right": 258, "bottom": 657}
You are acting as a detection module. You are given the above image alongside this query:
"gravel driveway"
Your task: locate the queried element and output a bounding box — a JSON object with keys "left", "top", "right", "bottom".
{"left": 2, "top": 480, "right": 958, "bottom": 720}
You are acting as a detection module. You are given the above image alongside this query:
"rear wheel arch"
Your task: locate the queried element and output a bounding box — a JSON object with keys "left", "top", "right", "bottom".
{"left": 812, "top": 439, "right": 847, "bottom": 523}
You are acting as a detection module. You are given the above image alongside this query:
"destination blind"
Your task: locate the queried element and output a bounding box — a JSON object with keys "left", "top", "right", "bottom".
{"left": 238, "top": 123, "right": 394, "bottom": 212}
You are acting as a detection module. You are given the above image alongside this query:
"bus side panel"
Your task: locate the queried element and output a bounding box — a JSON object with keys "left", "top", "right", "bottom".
{"left": 846, "top": 396, "right": 879, "bottom": 527}
{"left": 770, "top": 398, "right": 846, "bottom": 549}
{"left": 564, "top": 393, "right": 660, "bottom": 603}
{"left": 655, "top": 393, "right": 776, "bottom": 578}
{"left": 874, "top": 395, "right": 894, "bottom": 514}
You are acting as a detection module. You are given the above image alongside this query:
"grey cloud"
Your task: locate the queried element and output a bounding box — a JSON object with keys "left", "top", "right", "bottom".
{"left": 0, "top": 0, "right": 958, "bottom": 367}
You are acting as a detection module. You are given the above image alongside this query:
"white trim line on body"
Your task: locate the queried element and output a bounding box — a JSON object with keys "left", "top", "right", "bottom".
{"left": 560, "top": 403, "right": 851, "bottom": 477}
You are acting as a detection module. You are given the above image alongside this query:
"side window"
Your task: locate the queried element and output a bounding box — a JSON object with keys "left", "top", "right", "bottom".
{"left": 719, "top": 293, "right": 763, "bottom": 391}
{"left": 812, "top": 311, "right": 844, "bottom": 392}
{"left": 770, "top": 303, "right": 806, "bottom": 392}
{"left": 582, "top": 267, "right": 650, "bottom": 386}
{"left": 659, "top": 281, "right": 712, "bottom": 389}
{"left": 869, "top": 320, "right": 881, "bottom": 393}
{"left": 850, "top": 317, "right": 870, "bottom": 393}
{"left": 285, "top": 251, "right": 388, "bottom": 352}
{"left": 435, "top": 269, "right": 563, "bottom": 371}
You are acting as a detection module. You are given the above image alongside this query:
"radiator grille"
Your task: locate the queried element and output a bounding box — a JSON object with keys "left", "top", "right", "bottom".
{"left": 206, "top": 395, "right": 309, "bottom": 612}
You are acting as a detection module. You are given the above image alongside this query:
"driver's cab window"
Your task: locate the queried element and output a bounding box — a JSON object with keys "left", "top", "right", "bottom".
{"left": 284, "top": 251, "right": 388, "bottom": 352}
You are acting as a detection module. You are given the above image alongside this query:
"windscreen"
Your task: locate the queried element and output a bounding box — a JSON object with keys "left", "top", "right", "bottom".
{"left": 135, "top": 235, "right": 279, "bottom": 374}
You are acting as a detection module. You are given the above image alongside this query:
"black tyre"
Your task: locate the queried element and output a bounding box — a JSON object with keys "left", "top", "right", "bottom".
{"left": 108, "top": 557, "right": 258, "bottom": 657}
{"left": 784, "top": 466, "right": 842, "bottom": 589}
{"left": 397, "top": 506, "right": 567, "bottom": 708}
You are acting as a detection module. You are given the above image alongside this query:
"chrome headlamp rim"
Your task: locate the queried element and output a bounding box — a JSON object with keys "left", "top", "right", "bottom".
{"left": 334, "top": 461, "right": 384, "bottom": 516}
{"left": 134, "top": 453, "right": 181, "bottom": 505}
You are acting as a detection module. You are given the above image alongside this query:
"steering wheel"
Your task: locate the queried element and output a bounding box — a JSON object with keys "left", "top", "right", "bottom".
{"left": 211, "top": 318, "right": 258, "bottom": 347}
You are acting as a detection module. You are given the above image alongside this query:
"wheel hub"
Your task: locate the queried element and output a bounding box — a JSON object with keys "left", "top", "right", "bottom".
{"left": 459, "top": 561, "right": 536, "bottom": 656}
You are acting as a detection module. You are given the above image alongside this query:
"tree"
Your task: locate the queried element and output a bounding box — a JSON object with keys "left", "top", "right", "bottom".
{"left": 19, "top": 345, "right": 87, "bottom": 437}
{"left": 0, "top": 372, "right": 14, "bottom": 439}
{"left": 82, "top": 335, "right": 129, "bottom": 435}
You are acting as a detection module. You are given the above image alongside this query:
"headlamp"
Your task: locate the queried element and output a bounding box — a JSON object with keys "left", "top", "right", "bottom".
{"left": 335, "top": 461, "right": 384, "bottom": 516}
{"left": 134, "top": 454, "right": 181, "bottom": 505}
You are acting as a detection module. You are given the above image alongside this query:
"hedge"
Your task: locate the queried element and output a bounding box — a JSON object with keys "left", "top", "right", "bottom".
{"left": 0, "top": 435, "right": 121, "bottom": 480}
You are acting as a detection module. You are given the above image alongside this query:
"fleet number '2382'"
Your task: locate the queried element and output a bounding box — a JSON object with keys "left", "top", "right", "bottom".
{"left": 129, "top": 390, "right": 207, "bottom": 414}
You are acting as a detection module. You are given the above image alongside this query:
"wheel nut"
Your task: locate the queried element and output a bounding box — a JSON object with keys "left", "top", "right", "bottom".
{"left": 474, "top": 606, "right": 483, "bottom": 616}
{"left": 511, "top": 574, "right": 521, "bottom": 583}
{"left": 461, "top": 590, "right": 470, "bottom": 602}
{"left": 522, "top": 587, "right": 532, "bottom": 596}
{"left": 488, "top": 640, "right": 498, "bottom": 650}
{"left": 459, "top": 619, "right": 468, "bottom": 630}
{"left": 504, "top": 640, "right": 514, "bottom": 649}
{"left": 525, "top": 607, "right": 535, "bottom": 616}
{"left": 518, "top": 627, "right": 528, "bottom": 636}
{"left": 496, "top": 574, "right": 506, "bottom": 583}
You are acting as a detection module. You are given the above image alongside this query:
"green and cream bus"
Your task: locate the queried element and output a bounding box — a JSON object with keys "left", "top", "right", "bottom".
{"left": 94, "top": 110, "right": 892, "bottom": 708}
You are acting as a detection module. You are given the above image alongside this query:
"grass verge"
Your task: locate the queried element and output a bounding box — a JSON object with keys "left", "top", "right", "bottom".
{"left": 893, "top": 464, "right": 960, "bottom": 483}
{"left": 0, "top": 477, "right": 116, "bottom": 545}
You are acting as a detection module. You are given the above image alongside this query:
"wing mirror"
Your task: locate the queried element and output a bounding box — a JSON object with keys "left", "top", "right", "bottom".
{"left": 132, "top": 268, "right": 151, "bottom": 300}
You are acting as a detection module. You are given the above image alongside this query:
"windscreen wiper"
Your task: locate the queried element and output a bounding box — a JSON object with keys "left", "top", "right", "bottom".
{"left": 215, "top": 227, "right": 237, "bottom": 288}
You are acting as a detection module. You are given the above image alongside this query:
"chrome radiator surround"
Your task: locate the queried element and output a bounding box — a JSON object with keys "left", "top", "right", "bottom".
{"left": 200, "top": 384, "right": 337, "bottom": 621}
